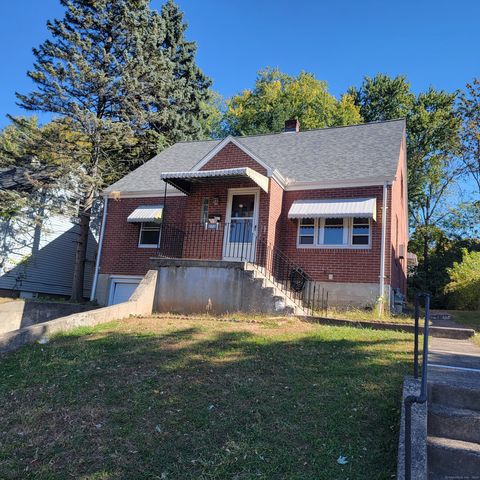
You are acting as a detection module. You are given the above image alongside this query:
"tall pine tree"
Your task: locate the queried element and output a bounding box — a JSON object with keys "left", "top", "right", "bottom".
{"left": 17, "top": 0, "right": 212, "bottom": 301}
{"left": 148, "top": 0, "right": 212, "bottom": 144}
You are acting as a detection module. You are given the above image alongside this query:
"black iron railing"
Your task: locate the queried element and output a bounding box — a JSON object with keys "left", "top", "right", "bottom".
{"left": 156, "top": 221, "right": 319, "bottom": 311}
{"left": 250, "top": 233, "right": 314, "bottom": 309}
{"left": 404, "top": 293, "right": 430, "bottom": 480}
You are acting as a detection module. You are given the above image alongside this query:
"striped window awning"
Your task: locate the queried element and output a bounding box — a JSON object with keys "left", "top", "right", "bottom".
{"left": 288, "top": 198, "right": 377, "bottom": 221}
{"left": 159, "top": 167, "right": 269, "bottom": 194}
{"left": 127, "top": 205, "right": 163, "bottom": 223}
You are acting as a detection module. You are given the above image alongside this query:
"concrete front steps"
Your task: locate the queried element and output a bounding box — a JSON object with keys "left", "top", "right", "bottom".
{"left": 243, "top": 263, "right": 308, "bottom": 316}
{"left": 427, "top": 381, "right": 480, "bottom": 478}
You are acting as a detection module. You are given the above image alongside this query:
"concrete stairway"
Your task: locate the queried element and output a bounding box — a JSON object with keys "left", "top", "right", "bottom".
{"left": 427, "top": 337, "right": 480, "bottom": 479}
{"left": 243, "top": 263, "right": 308, "bottom": 316}
{"left": 427, "top": 382, "right": 480, "bottom": 479}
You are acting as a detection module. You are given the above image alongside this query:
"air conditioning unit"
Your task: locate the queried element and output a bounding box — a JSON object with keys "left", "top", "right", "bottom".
{"left": 398, "top": 244, "right": 405, "bottom": 259}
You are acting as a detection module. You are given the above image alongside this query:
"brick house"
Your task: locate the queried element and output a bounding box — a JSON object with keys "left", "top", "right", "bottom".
{"left": 91, "top": 119, "right": 408, "bottom": 312}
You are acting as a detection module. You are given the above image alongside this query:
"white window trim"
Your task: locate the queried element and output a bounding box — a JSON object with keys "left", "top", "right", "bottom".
{"left": 296, "top": 218, "right": 371, "bottom": 249}
{"left": 138, "top": 222, "right": 161, "bottom": 248}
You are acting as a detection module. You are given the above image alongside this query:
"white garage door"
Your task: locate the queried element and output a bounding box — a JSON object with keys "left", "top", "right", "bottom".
{"left": 109, "top": 279, "right": 141, "bottom": 306}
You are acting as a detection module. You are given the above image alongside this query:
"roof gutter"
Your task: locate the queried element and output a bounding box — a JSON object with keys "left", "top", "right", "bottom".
{"left": 90, "top": 196, "right": 108, "bottom": 302}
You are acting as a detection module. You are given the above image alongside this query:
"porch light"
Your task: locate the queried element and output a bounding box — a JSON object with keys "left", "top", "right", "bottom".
{"left": 213, "top": 196, "right": 219, "bottom": 206}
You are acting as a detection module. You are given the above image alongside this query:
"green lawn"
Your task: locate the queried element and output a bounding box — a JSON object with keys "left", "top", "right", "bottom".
{"left": 0, "top": 316, "right": 413, "bottom": 479}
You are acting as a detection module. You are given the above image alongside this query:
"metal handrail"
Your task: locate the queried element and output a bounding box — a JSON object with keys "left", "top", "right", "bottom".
{"left": 404, "top": 293, "right": 430, "bottom": 480}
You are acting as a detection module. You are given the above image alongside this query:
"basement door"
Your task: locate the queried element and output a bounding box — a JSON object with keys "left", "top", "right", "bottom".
{"left": 223, "top": 188, "right": 259, "bottom": 262}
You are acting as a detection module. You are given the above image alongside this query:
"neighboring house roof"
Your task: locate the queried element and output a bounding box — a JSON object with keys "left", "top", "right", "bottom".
{"left": 0, "top": 166, "right": 55, "bottom": 192}
{"left": 104, "top": 119, "right": 405, "bottom": 195}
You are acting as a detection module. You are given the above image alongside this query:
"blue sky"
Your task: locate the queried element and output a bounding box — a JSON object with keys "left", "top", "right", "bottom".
{"left": 0, "top": 0, "right": 479, "bottom": 128}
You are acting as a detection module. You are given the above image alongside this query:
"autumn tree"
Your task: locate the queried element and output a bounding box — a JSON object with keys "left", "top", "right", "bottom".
{"left": 224, "top": 68, "right": 362, "bottom": 135}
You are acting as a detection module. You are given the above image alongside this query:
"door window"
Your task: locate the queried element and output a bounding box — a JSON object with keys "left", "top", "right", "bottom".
{"left": 229, "top": 194, "right": 255, "bottom": 243}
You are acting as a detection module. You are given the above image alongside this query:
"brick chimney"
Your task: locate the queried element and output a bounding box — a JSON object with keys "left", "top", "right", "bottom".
{"left": 284, "top": 118, "right": 300, "bottom": 133}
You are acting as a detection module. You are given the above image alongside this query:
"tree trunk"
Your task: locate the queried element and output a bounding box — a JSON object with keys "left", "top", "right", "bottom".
{"left": 70, "top": 209, "right": 90, "bottom": 302}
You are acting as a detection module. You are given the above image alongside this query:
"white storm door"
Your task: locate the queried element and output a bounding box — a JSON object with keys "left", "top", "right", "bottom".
{"left": 223, "top": 188, "right": 259, "bottom": 261}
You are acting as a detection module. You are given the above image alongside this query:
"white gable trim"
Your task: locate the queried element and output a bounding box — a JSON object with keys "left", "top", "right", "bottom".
{"left": 191, "top": 136, "right": 273, "bottom": 176}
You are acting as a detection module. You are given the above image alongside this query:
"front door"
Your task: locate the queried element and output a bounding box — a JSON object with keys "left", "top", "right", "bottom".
{"left": 223, "top": 188, "right": 259, "bottom": 261}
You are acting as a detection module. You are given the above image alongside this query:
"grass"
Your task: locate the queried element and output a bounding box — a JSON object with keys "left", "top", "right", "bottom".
{"left": 0, "top": 315, "right": 413, "bottom": 479}
{"left": 320, "top": 306, "right": 416, "bottom": 325}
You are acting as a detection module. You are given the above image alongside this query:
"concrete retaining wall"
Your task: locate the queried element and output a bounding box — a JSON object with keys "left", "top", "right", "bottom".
{"left": 0, "top": 300, "right": 96, "bottom": 334}
{"left": 307, "top": 280, "right": 388, "bottom": 308}
{"left": 0, "top": 270, "right": 158, "bottom": 355}
{"left": 153, "top": 259, "right": 288, "bottom": 315}
{"left": 397, "top": 376, "right": 427, "bottom": 480}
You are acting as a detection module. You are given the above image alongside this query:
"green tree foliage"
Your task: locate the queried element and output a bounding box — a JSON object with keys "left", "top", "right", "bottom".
{"left": 458, "top": 78, "right": 480, "bottom": 192}
{"left": 153, "top": 0, "right": 213, "bottom": 143}
{"left": 349, "top": 74, "right": 414, "bottom": 122}
{"left": 408, "top": 233, "right": 480, "bottom": 307}
{"left": 16, "top": 0, "right": 214, "bottom": 300}
{"left": 0, "top": 117, "right": 72, "bottom": 219}
{"left": 445, "top": 249, "right": 480, "bottom": 310}
{"left": 223, "top": 68, "right": 362, "bottom": 135}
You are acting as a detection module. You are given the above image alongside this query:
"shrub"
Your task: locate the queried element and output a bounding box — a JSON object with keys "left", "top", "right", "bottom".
{"left": 445, "top": 249, "right": 480, "bottom": 310}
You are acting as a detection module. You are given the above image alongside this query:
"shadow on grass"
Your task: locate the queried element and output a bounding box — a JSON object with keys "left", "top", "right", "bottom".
{"left": 0, "top": 323, "right": 412, "bottom": 480}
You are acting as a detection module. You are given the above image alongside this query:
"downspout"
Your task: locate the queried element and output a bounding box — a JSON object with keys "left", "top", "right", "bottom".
{"left": 378, "top": 181, "right": 388, "bottom": 315}
{"left": 90, "top": 195, "right": 108, "bottom": 301}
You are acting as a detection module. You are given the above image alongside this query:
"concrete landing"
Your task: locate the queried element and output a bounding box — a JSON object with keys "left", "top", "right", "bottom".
{"left": 429, "top": 337, "right": 480, "bottom": 384}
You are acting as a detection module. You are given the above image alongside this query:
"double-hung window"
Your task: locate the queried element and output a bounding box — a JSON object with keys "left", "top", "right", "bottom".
{"left": 138, "top": 222, "right": 161, "bottom": 248}
{"left": 298, "top": 218, "right": 315, "bottom": 245}
{"left": 297, "top": 217, "right": 370, "bottom": 248}
{"left": 352, "top": 217, "right": 370, "bottom": 245}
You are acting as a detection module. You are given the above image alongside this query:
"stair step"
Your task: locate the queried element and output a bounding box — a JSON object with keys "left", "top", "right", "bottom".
{"left": 428, "top": 403, "right": 480, "bottom": 443}
{"left": 243, "top": 262, "right": 310, "bottom": 316}
{"left": 427, "top": 435, "right": 480, "bottom": 477}
{"left": 428, "top": 381, "right": 480, "bottom": 411}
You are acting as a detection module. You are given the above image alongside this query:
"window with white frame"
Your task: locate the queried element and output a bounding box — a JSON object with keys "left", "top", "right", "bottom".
{"left": 138, "top": 222, "right": 161, "bottom": 247}
{"left": 298, "top": 218, "right": 315, "bottom": 244}
{"left": 297, "top": 217, "right": 371, "bottom": 247}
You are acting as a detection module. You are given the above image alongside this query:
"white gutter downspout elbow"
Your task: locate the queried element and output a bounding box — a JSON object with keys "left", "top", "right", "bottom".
{"left": 379, "top": 181, "right": 388, "bottom": 314}
{"left": 90, "top": 196, "right": 108, "bottom": 301}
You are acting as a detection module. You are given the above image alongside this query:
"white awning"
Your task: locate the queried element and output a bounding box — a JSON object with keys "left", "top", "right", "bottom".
{"left": 159, "top": 167, "right": 269, "bottom": 194}
{"left": 288, "top": 198, "right": 377, "bottom": 220}
{"left": 127, "top": 205, "right": 163, "bottom": 223}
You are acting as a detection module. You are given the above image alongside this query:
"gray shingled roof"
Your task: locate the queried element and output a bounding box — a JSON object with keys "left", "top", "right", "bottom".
{"left": 104, "top": 119, "right": 405, "bottom": 194}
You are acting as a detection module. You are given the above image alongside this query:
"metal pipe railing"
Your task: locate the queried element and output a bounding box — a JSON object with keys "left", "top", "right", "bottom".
{"left": 155, "top": 221, "right": 318, "bottom": 310}
{"left": 404, "top": 293, "right": 430, "bottom": 480}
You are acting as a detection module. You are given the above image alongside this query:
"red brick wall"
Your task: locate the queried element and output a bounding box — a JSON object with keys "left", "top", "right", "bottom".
{"left": 200, "top": 142, "right": 268, "bottom": 176}
{"left": 389, "top": 138, "right": 408, "bottom": 294}
{"left": 179, "top": 179, "right": 269, "bottom": 260}
{"left": 280, "top": 186, "right": 387, "bottom": 285}
{"left": 99, "top": 196, "right": 186, "bottom": 275}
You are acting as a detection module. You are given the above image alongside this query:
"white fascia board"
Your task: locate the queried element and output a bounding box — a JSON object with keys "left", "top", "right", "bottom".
{"left": 100, "top": 190, "right": 186, "bottom": 198}
{"left": 271, "top": 169, "right": 287, "bottom": 188}
{"left": 191, "top": 135, "right": 273, "bottom": 176}
{"left": 284, "top": 176, "right": 393, "bottom": 191}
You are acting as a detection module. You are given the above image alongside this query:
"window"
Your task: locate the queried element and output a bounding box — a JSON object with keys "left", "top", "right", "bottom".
{"left": 200, "top": 197, "right": 209, "bottom": 224}
{"left": 298, "top": 218, "right": 315, "bottom": 244}
{"left": 297, "top": 217, "right": 370, "bottom": 248}
{"left": 323, "top": 218, "right": 345, "bottom": 245}
{"left": 139, "top": 222, "right": 161, "bottom": 247}
{"left": 351, "top": 217, "right": 370, "bottom": 245}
